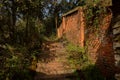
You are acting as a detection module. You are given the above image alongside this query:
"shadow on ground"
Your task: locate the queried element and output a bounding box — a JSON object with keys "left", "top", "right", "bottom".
{"left": 34, "top": 69, "right": 86, "bottom": 80}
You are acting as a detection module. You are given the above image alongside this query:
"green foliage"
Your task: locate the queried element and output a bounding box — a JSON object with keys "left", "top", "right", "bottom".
{"left": 0, "top": 44, "right": 37, "bottom": 80}
{"left": 66, "top": 42, "right": 87, "bottom": 68}
{"left": 85, "top": 6, "right": 106, "bottom": 28}
{"left": 73, "top": 64, "right": 106, "bottom": 80}
{"left": 82, "top": 64, "right": 105, "bottom": 80}
{"left": 85, "top": 0, "right": 112, "bottom": 6}
{"left": 65, "top": 42, "right": 106, "bottom": 80}
{"left": 66, "top": 43, "right": 85, "bottom": 53}
{"left": 48, "top": 33, "right": 57, "bottom": 41}
{"left": 84, "top": 6, "right": 108, "bottom": 38}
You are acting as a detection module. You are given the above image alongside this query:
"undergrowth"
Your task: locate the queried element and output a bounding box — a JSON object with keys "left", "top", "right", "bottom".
{"left": 65, "top": 42, "right": 87, "bottom": 68}
{"left": 65, "top": 42, "right": 106, "bottom": 80}
{"left": 0, "top": 44, "right": 39, "bottom": 80}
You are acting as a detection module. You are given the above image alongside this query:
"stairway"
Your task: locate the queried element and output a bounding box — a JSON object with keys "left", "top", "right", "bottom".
{"left": 34, "top": 41, "right": 76, "bottom": 80}
{"left": 113, "top": 15, "right": 120, "bottom": 79}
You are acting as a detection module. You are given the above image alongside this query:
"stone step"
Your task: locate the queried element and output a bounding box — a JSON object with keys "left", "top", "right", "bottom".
{"left": 115, "top": 55, "right": 120, "bottom": 61}
{"left": 113, "top": 27, "right": 120, "bottom": 35}
{"left": 49, "top": 47, "right": 65, "bottom": 51}
{"left": 115, "top": 74, "right": 120, "bottom": 80}
{"left": 114, "top": 49, "right": 120, "bottom": 54}
{"left": 36, "top": 61, "right": 75, "bottom": 74}
{"left": 113, "top": 20, "right": 120, "bottom": 29}
{"left": 35, "top": 41, "right": 76, "bottom": 80}
{"left": 113, "top": 42, "right": 120, "bottom": 49}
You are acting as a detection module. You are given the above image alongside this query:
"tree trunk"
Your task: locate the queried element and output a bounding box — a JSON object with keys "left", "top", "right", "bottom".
{"left": 11, "top": 0, "right": 17, "bottom": 43}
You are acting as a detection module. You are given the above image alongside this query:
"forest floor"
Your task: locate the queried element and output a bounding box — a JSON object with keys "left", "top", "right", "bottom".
{"left": 34, "top": 40, "right": 78, "bottom": 80}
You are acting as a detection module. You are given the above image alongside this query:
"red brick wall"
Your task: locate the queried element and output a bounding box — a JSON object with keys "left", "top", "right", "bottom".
{"left": 86, "top": 12, "right": 115, "bottom": 77}
{"left": 65, "top": 11, "right": 80, "bottom": 45}
{"left": 57, "top": 7, "right": 85, "bottom": 47}
{"left": 57, "top": 7, "right": 115, "bottom": 77}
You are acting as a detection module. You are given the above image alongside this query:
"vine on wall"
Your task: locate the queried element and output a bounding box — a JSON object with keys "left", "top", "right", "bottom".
{"left": 83, "top": 5, "right": 112, "bottom": 62}
{"left": 84, "top": 6, "right": 108, "bottom": 35}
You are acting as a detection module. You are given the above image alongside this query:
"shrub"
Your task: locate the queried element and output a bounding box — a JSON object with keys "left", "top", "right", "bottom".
{"left": 66, "top": 43, "right": 87, "bottom": 68}
{"left": 0, "top": 44, "right": 37, "bottom": 80}
{"left": 66, "top": 42, "right": 106, "bottom": 80}
{"left": 81, "top": 64, "right": 105, "bottom": 80}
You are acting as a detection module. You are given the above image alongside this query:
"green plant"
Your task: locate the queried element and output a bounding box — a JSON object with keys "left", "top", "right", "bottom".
{"left": 0, "top": 44, "right": 38, "bottom": 80}
{"left": 65, "top": 42, "right": 106, "bottom": 80}
{"left": 84, "top": 6, "right": 108, "bottom": 37}
{"left": 85, "top": 6, "right": 99, "bottom": 27}
{"left": 73, "top": 64, "right": 106, "bottom": 80}
{"left": 66, "top": 42, "right": 87, "bottom": 68}
{"left": 81, "top": 64, "right": 105, "bottom": 80}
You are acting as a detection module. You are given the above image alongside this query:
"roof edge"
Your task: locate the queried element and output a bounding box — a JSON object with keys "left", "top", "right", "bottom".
{"left": 62, "top": 6, "right": 83, "bottom": 17}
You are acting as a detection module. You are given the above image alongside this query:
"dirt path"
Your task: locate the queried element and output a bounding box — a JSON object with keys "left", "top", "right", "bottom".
{"left": 34, "top": 41, "right": 76, "bottom": 80}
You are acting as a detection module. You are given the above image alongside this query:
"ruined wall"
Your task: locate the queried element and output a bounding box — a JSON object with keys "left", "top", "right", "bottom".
{"left": 84, "top": 7, "right": 115, "bottom": 78}
{"left": 57, "top": 7, "right": 85, "bottom": 47}
{"left": 57, "top": 6, "right": 115, "bottom": 78}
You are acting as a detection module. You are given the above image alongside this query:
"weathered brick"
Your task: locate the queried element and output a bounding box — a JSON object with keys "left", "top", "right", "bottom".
{"left": 57, "top": 6, "right": 115, "bottom": 78}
